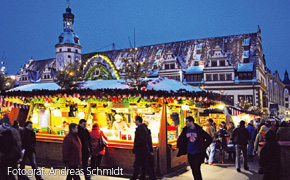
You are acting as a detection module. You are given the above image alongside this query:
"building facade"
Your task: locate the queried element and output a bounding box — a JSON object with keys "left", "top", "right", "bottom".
{"left": 16, "top": 4, "right": 286, "bottom": 119}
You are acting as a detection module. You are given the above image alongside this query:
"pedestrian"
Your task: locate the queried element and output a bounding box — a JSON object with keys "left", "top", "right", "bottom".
{"left": 177, "top": 116, "right": 212, "bottom": 180}
{"left": 246, "top": 120, "right": 255, "bottom": 158}
{"left": 0, "top": 123, "right": 21, "bottom": 180}
{"left": 90, "top": 123, "right": 108, "bottom": 170}
{"left": 77, "top": 119, "right": 92, "bottom": 180}
{"left": 12, "top": 120, "right": 20, "bottom": 130}
{"left": 138, "top": 122, "right": 155, "bottom": 180}
{"left": 130, "top": 116, "right": 156, "bottom": 180}
{"left": 203, "top": 118, "right": 216, "bottom": 165}
{"left": 19, "top": 121, "right": 43, "bottom": 180}
{"left": 259, "top": 130, "right": 280, "bottom": 180}
{"left": 276, "top": 121, "right": 290, "bottom": 141}
{"left": 216, "top": 124, "right": 228, "bottom": 164}
{"left": 254, "top": 125, "right": 269, "bottom": 156}
{"left": 232, "top": 120, "right": 251, "bottom": 172}
{"left": 63, "top": 123, "right": 82, "bottom": 180}
{"left": 226, "top": 122, "right": 235, "bottom": 161}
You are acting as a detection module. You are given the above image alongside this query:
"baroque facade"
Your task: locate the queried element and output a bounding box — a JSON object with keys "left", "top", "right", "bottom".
{"left": 16, "top": 4, "right": 286, "bottom": 119}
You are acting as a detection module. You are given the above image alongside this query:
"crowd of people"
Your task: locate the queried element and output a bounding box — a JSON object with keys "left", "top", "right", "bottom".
{"left": 1, "top": 114, "right": 290, "bottom": 180}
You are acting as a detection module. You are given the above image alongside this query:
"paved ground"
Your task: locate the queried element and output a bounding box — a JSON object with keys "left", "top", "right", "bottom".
{"left": 21, "top": 156, "right": 263, "bottom": 180}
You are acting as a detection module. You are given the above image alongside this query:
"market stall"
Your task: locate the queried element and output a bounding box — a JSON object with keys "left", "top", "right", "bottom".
{"left": 1, "top": 79, "right": 223, "bottom": 175}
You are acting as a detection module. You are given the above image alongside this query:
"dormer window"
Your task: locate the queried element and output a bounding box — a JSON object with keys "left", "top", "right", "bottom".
{"left": 59, "top": 36, "right": 63, "bottom": 43}
{"left": 194, "top": 61, "right": 199, "bottom": 66}
{"left": 74, "top": 37, "right": 79, "bottom": 44}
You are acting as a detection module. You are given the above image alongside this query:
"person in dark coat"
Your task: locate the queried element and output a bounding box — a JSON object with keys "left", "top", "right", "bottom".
{"left": 232, "top": 120, "right": 251, "bottom": 172}
{"left": 77, "top": 119, "right": 92, "bottom": 180}
{"left": 130, "top": 116, "right": 156, "bottom": 180}
{"left": 226, "top": 121, "right": 235, "bottom": 161}
{"left": 19, "top": 121, "right": 43, "bottom": 180}
{"left": 259, "top": 130, "right": 280, "bottom": 180}
{"left": 63, "top": 123, "right": 82, "bottom": 180}
{"left": 0, "top": 123, "right": 21, "bottom": 180}
{"left": 216, "top": 123, "right": 228, "bottom": 164}
{"left": 177, "top": 116, "right": 212, "bottom": 180}
{"left": 90, "top": 123, "right": 108, "bottom": 170}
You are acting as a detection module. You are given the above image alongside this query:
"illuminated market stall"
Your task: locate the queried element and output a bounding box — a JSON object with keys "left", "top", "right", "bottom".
{"left": 0, "top": 79, "right": 225, "bottom": 175}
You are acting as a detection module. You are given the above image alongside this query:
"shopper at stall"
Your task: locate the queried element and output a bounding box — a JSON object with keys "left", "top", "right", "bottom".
{"left": 19, "top": 121, "right": 43, "bottom": 180}
{"left": 131, "top": 116, "right": 156, "bottom": 180}
{"left": 226, "top": 122, "right": 235, "bottom": 161}
{"left": 232, "top": 120, "right": 251, "bottom": 172}
{"left": 203, "top": 118, "right": 216, "bottom": 165}
{"left": 78, "top": 119, "right": 92, "bottom": 180}
{"left": 63, "top": 123, "right": 82, "bottom": 180}
{"left": 90, "top": 123, "right": 108, "bottom": 170}
{"left": 259, "top": 130, "right": 281, "bottom": 180}
{"left": 177, "top": 116, "right": 212, "bottom": 180}
{"left": 216, "top": 123, "right": 228, "bottom": 164}
{"left": 254, "top": 125, "right": 269, "bottom": 156}
{"left": 246, "top": 120, "right": 255, "bottom": 159}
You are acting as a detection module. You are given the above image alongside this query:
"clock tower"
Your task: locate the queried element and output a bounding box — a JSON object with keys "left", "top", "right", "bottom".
{"left": 55, "top": 1, "right": 82, "bottom": 70}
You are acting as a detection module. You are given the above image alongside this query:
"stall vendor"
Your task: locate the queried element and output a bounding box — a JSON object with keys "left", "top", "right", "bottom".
{"left": 113, "top": 114, "right": 128, "bottom": 138}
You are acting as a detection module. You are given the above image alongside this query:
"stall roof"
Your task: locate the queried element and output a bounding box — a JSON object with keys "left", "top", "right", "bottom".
{"left": 9, "top": 78, "right": 203, "bottom": 92}
{"left": 185, "top": 66, "right": 203, "bottom": 74}
{"left": 8, "top": 83, "right": 60, "bottom": 91}
{"left": 146, "top": 77, "right": 203, "bottom": 92}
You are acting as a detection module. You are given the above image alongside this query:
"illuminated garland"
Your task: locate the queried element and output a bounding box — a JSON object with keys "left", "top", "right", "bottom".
{"left": 84, "top": 64, "right": 113, "bottom": 80}
{"left": 0, "top": 89, "right": 223, "bottom": 108}
{"left": 83, "top": 54, "right": 120, "bottom": 79}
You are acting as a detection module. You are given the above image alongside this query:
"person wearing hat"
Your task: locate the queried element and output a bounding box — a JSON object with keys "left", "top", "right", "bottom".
{"left": 90, "top": 123, "right": 108, "bottom": 170}
{"left": 113, "top": 114, "right": 128, "bottom": 138}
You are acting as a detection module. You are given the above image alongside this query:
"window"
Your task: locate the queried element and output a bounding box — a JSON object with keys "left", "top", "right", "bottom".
{"left": 286, "top": 103, "right": 289, "bottom": 108}
{"left": 165, "top": 64, "right": 169, "bottom": 69}
{"left": 220, "top": 74, "right": 225, "bottom": 81}
{"left": 68, "top": 48, "right": 71, "bottom": 52}
{"left": 206, "top": 74, "right": 212, "bottom": 81}
{"left": 75, "top": 49, "right": 78, "bottom": 53}
{"left": 227, "top": 95, "right": 234, "bottom": 106}
{"left": 286, "top": 98, "right": 289, "bottom": 102}
{"left": 68, "top": 55, "right": 71, "bottom": 58}
{"left": 194, "top": 61, "right": 199, "bottom": 66}
{"left": 95, "top": 69, "right": 100, "bottom": 76}
{"left": 153, "top": 65, "right": 157, "bottom": 69}
{"left": 212, "top": 61, "right": 217, "bottom": 67}
{"left": 213, "top": 74, "right": 218, "bottom": 81}
{"left": 59, "top": 36, "right": 63, "bottom": 43}
{"left": 196, "top": 50, "right": 201, "bottom": 54}
{"left": 226, "top": 73, "right": 232, "bottom": 80}
{"left": 220, "top": 60, "right": 225, "bottom": 66}
{"left": 244, "top": 58, "right": 249, "bottom": 63}
{"left": 170, "top": 64, "right": 175, "bottom": 69}
{"left": 59, "top": 48, "right": 62, "bottom": 52}
{"left": 238, "top": 72, "right": 252, "bottom": 80}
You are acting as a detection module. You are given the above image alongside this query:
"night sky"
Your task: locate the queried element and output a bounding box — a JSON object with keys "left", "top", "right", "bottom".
{"left": 1, "top": 0, "right": 289, "bottom": 79}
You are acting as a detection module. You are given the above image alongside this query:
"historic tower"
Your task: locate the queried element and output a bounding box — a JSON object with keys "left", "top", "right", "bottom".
{"left": 55, "top": 1, "right": 82, "bottom": 70}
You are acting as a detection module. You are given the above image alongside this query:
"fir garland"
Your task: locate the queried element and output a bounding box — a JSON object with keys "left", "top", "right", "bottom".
{"left": 84, "top": 64, "right": 113, "bottom": 80}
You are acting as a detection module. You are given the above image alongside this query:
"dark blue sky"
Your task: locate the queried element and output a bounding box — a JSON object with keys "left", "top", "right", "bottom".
{"left": 1, "top": 0, "right": 289, "bottom": 79}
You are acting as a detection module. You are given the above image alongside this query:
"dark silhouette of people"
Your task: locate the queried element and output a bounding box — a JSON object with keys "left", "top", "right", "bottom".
{"left": 130, "top": 116, "right": 156, "bottom": 180}
{"left": 63, "top": 123, "right": 82, "bottom": 180}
